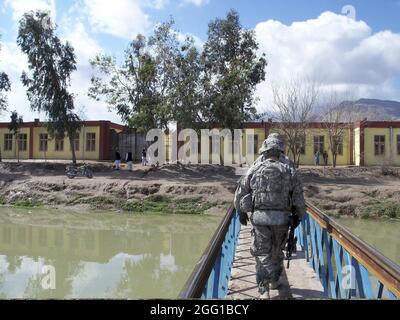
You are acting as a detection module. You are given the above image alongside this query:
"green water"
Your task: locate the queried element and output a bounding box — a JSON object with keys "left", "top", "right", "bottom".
{"left": 333, "top": 217, "right": 400, "bottom": 265}
{"left": 0, "top": 207, "right": 221, "bottom": 299}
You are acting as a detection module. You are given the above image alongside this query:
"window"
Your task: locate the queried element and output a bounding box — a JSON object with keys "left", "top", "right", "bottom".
{"left": 4, "top": 134, "right": 13, "bottom": 151}
{"left": 71, "top": 133, "right": 80, "bottom": 152}
{"left": 18, "top": 133, "right": 27, "bottom": 151}
{"left": 39, "top": 133, "right": 48, "bottom": 152}
{"left": 397, "top": 135, "right": 400, "bottom": 155}
{"left": 374, "top": 135, "right": 385, "bottom": 156}
{"left": 55, "top": 138, "right": 64, "bottom": 152}
{"left": 313, "top": 136, "right": 324, "bottom": 154}
{"left": 86, "top": 133, "right": 96, "bottom": 152}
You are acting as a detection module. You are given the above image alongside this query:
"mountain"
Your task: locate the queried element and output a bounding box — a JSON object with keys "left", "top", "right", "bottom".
{"left": 338, "top": 98, "right": 400, "bottom": 120}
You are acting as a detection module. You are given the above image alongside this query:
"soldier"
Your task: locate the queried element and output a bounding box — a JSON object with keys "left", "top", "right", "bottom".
{"left": 234, "top": 135, "right": 306, "bottom": 299}
{"left": 254, "top": 133, "right": 295, "bottom": 171}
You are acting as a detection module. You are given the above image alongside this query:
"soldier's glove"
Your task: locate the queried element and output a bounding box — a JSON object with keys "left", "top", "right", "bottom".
{"left": 239, "top": 212, "right": 249, "bottom": 226}
{"left": 289, "top": 214, "right": 301, "bottom": 229}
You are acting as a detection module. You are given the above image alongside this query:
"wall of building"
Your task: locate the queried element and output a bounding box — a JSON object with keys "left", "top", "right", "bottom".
{"left": 0, "top": 127, "right": 31, "bottom": 160}
{"left": 363, "top": 127, "right": 400, "bottom": 166}
{"left": 268, "top": 127, "right": 351, "bottom": 166}
{"left": 32, "top": 126, "right": 101, "bottom": 160}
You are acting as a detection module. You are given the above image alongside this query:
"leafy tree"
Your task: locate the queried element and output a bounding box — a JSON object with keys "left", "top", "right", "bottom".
{"left": 17, "top": 11, "right": 81, "bottom": 164}
{"left": 0, "top": 35, "right": 11, "bottom": 162}
{"left": 90, "top": 34, "right": 161, "bottom": 132}
{"left": 0, "top": 35, "right": 11, "bottom": 113}
{"left": 169, "top": 36, "right": 204, "bottom": 130}
{"left": 8, "top": 111, "right": 23, "bottom": 161}
{"left": 89, "top": 20, "right": 189, "bottom": 132}
{"left": 201, "top": 9, "right": 267, "bottom": 130}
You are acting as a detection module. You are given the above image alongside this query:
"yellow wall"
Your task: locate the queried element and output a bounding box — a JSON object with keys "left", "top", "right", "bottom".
{"left": 269, "top": 128, "right": 351, "bottom": 165}
{"left": 363, "top": 128, "right": 400, "bottom": 166}
{"left": 32, "top": 126, "right": 100, "bottom": 160}
{"left": 0, "top": 127, "right": 31, "bottom": 160}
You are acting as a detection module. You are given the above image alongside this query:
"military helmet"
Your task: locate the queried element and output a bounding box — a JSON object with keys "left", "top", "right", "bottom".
{"left": 259, "top": 134, "right": 284, "bottom": 154}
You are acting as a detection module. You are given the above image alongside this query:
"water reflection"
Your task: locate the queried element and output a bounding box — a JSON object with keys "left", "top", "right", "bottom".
{"left": 0, "top": 208, "right": 220, "bottom": 299}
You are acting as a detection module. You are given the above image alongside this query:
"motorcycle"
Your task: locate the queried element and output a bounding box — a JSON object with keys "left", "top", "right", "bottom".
{"left": 66, "top": 164, "right": 93, "bottom": 179}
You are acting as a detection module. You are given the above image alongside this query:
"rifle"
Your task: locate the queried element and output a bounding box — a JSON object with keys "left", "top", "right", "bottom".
{"left": 286, "top": 212, "right": 298, "bottom": 269}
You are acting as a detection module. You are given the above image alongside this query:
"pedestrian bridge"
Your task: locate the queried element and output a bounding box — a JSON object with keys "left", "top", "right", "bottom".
{"left": 179, "top": 202, "right": 400, "bottom": 299}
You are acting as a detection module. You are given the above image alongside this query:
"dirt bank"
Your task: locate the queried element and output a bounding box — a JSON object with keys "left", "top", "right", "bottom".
{"left": 0, "top": 162, "right": 238, "bottom": 215}
{"left": 301, "top": 166, "right": 400, "bottom": 219}
{"left": 1, "top": 162, "right": 399, "bottom": 218}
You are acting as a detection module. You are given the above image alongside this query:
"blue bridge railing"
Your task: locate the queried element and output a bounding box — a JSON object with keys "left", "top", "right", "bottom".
{"left": 179, "top": 202, "right": 400, "bottom": 299}
{"left": 297, "top": 202, "right": 400, "bottom": 299}
{"left": 178, "top": 206, "right": 241, "bottom": 299}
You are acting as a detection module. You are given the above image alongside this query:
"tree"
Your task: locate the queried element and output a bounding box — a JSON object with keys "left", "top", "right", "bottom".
{"left": 201, "top": 9, "right": 267, "bottom": 130}
{"left": 8, "top": 111, "right": 23, "bottom": 162}
{"left": 169, "top": 36, "right": 204, "bottom": 130}
{"left": 0, "top": 35, "right": 11, "bottom": 113}
{"left": 320, "top": 91, "right": 356, "bottom": 167}
{"left": 89, "top": 21, "right": 185, "bottom": 132}
{"left": 0, "top": 35, "right": 11, "bottom": 162}
{"left": 17, "top": 11, "right": 81, "bottom": 164}
{"left": 271, "top": 78, "right": 319, "bottom": 166}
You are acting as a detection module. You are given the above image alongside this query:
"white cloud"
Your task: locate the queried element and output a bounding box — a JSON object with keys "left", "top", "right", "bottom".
{"left": 144, "top": 0, "right": 170, "bottom": 10}
{"left": 3, "top": 0, "right": 56, "bottom": 21}
{"left": 0, "top": 7, "right": 121, "bottom": 123}
{"left": 83, "top": 0, "right": 151, "bottom": 39}
{"left": 181, "top": 0, "right": 209, "bottom": 7}
{"left": 254, "top": 11, "right": 400, "bottom": 111}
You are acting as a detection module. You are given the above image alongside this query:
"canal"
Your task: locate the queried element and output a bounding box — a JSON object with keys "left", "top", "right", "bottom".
{"left": 0, "top": 207, "right": 221, "bottom": 299}
{"left": 334, "top": 217, "right": 400, "bottom": 265}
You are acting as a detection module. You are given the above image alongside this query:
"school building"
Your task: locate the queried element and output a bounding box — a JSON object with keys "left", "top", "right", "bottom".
{"left": 1, "top": 119, "right": 400, "bottom": 166}
{"left": 235, "top": 120, "right": 400, "bottom": 166}
{"left": 0, "top": 119, "right": 125, "bottom": 161}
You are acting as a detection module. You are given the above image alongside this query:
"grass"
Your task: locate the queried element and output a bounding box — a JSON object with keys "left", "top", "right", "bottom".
{"left": 355, "top": 200, "right": 400, "bottom": 219}
{"left": 12, "top": 199, "right": 43, "bottom": 208}
{"left": 0, "top": 196, "right": 5, "bottom": 205}
{"left": 123, "top": 195, "right": 214, "bottom": 215}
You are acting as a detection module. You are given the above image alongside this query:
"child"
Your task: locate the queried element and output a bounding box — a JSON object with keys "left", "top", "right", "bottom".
{"left": 114, "top": 150, "right": 121, "bottom": 170}
{"left": 126, "top": 151, "right": 133, "bottom": 171}
{"left": 142, "top": 148, "right": 147, "bottom": 166}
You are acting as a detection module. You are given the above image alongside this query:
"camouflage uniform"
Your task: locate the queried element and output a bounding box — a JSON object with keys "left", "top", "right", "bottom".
{"left": 234, "top": 136, "right": 306, "bottom": 295}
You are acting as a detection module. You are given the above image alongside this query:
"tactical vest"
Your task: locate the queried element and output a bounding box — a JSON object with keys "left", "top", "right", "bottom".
{"left": 250, "top": 159, "right": 292, "bottom": 212}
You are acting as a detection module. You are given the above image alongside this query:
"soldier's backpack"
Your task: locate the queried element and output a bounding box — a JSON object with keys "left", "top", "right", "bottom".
{"left": 250, "top": 159, "right": 292, "bottom": 212}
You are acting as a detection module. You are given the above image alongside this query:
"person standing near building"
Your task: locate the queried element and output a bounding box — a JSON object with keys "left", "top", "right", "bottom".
{"left": 234, "top": 135, "right": 306, "bottom": 299}
{"left": 141, "top": 148, "right": 148, "bottom": 166}
{"left": 126, "top": 151, "right": 133, "bottom": 172}
{"left": 314, "top": 150, "right": 320, "bottom": 166}
{"left": 114, "top": 149, "right": 121, "bottom": 170}
{"left": 322, "top": 150, "right": 328, "bottom": 167}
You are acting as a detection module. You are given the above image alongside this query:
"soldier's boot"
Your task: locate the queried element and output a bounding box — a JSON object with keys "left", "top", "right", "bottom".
{"left": 259, "top": 290, "right": 270, "bottom": 299}
{"left": 270, "top": 280, "right": 280, "bottom": 290}
{"left": 258, "top": 282, "right": 270, "bottom": 300}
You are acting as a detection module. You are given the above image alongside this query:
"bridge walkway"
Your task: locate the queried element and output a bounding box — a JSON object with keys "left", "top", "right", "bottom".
{"left": 227, "top": 224, "right": 325, "bottom": 299}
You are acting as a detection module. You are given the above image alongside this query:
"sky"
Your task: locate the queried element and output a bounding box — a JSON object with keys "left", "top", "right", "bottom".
{"left": 0, "top": 0, "right": 399, "bottom": 124}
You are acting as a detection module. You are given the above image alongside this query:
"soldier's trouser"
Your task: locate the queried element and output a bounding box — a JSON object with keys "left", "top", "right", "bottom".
{"left": 250, "top": 224, "right": 288, "bottom": 292}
